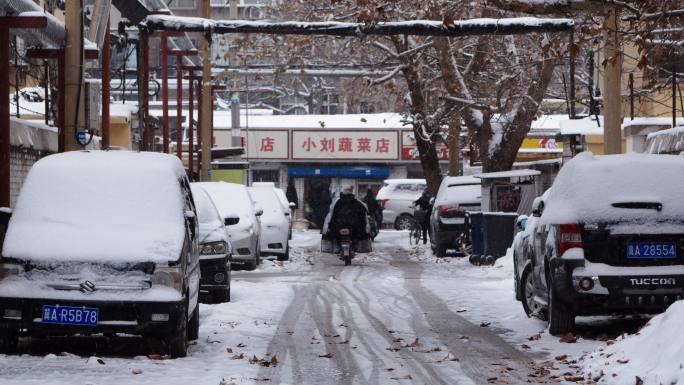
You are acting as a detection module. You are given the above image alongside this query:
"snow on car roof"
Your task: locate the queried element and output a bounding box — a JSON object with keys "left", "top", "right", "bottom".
{"left": 541, "top": 152, "right": 684, "bottom": 225}
{"left": 383, "top": 178, "right": 426, "bottom": 185}
{"left": 248, "top": 187, "right": 283, "bottom": 217}
{"left": 193, "top": 182, "right": 253, "bottom": 219}
{"left": 435, "top": 176, "right": 481, "bottom": 206}
{"left": 474, "top": 169, "right": 541, "bottom": 179}
{"left": 2, "top": 151, "right": 187, "bottom": 263}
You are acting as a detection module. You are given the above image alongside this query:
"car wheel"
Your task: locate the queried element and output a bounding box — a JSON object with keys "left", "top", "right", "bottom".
{"left": 188, "top": 307, "right": 199, "bottom": 341}
{"left": 520, "top": 265, "right": 541, "bottom": 317}
{"left": 244, "top": 258, "right": 257, "bottom": 271}
{"left": 0, "top": 329, "right": 19, "bottom": 354}
{"left": 435, "top": 243, "right": 447, "bottom": 258}
{"left": 278, "top": 245, "right": 290, "bottom": 261}
{"left": 166, "top": 305, "right": 188, "bottom": 357}
{"left": 394, "top": 215, "right": 414, "bottom": 231}
{"left": 548, "top": 283, "right": 575, "bottom": 336}
{"left": 212, "top": 287, "right": 230, "bottom": 303}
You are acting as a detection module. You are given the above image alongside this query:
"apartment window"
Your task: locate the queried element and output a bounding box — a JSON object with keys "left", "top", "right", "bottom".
{"left": 168, "top": 0, "right": 196, "bottom": 9}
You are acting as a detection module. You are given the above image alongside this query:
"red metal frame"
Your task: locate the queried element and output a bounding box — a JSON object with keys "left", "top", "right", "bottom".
{"left": 1, "top": 16, "right": 48, "bottom": 207}
{"left": 176, "top": 58, "right": 182, "bottom": 160}
{"left": 161, "top": 34, "right": 169, "bottom": 153}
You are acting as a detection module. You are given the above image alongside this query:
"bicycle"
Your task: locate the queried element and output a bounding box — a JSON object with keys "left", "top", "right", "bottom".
{"left": 409, "top": 220, "right": 423, "bottom": 246}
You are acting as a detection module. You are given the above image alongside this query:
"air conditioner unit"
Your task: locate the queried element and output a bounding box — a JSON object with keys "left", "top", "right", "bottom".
{"left": 84, "top": 80, "right": 101, "bottom": 131}
{"left": 246, "top": 6, "right": 264, "bottom": 20}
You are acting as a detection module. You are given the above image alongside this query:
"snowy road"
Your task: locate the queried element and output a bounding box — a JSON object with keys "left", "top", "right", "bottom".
{"left": 0, "top": 231, "right": 626, "bottom": 384}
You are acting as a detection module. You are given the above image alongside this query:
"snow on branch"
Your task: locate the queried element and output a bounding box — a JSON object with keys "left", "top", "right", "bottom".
{"left": 366, "top": 65, "right": 406, "bottom": 86}
{"left": 140, "top": 15, "right": 574, "bottom": 37}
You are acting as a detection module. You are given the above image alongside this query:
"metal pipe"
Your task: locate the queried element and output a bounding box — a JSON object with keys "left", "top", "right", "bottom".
{"left": 162, "top": 34, "right": 169, "bottom": 153}
{"left": 13, "top": 35, "right": 20, "bottom": 118}
{"left": 0, "top": 28, "right": 10, "bottom": 207}
{"left": 140, "top": 31, "right": 149, "bottom": 151}
{"left": 673, "top": 71, "right": 677, "bottom": 128}
{"left": 188, "top": 77, "right": 194, "bottom": 180}
{"left": 102, "top": 20, "right": 110, "bottom": 149}
{"left": 176, "top": 57, "right": 182, "bottom": 160}
{"left": 568, "top": 29, "right": 576, "bottom": 119}
{"left": 58, "top": 51, "right": 65, "bottom": 152}
{"left": 629, "top": 73, "right": 634, "bottom": 120}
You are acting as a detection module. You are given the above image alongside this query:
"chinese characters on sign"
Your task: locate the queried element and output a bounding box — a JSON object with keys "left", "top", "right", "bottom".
{"left": 292, "top": 131, "right": 399, "bottom": 160}
{"left": 242, "top": 130, "right": 289, "bottom": 159}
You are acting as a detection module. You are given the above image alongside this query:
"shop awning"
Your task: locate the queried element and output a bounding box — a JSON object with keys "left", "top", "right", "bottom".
{"left": 288, "top": 166, "right": 389, "bottom": 179}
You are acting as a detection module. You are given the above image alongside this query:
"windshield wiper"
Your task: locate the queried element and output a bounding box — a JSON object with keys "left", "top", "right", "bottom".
{"left": 612, "top": 202, "right": 663, "bottom": 211}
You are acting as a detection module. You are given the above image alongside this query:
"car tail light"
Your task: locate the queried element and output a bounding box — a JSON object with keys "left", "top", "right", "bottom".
{"left": 438, "top": 204, "right": 459, "bottom": 217}
{"left": 559, "top": 224, "right": 582, "bottom": 255}
{"left": 379, "top": 199, "right": 389, "bottom": 208}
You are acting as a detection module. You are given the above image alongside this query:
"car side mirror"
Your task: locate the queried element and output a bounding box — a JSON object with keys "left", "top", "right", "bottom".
{"left": 224, "top": 216, "right": 240, "bottom": 226}
{"left": 0, "top": 208, "right": 11, "bottom": 226}
{"left": 254, "top": 205, "right": 264, "bottom": 217}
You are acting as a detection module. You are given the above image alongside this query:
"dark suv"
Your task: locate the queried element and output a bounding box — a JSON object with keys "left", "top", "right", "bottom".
{"left": 429, "top": 176, "right": 481, "bottom": 257}
{"left": 0, "top": 151, "right": 200, "bottom": 356}
{"left": 524, "top": 153, "right": 684, "bottom": 335}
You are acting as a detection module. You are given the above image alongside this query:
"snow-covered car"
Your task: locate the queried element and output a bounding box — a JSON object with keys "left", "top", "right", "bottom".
{"left": 428, "top": 176, "right": 481, "bottom": 258}
{"left": 527, "top": 153, "right": 684, "bottom": 335}
{"left": 376, "top": 179, "right": 426, "bottom": 229}
{"left": 252, "top": 182, "right": 295, "bottom": 239}
{"left": 248, "top": 186, "right": 290, "bottom": 261}
{"left": 513, "top": 189, "right": 550, "bottom": 314}
{"left": 0, "top": 151, "right": 200, "bottom": 357}
{"left": 190, "top": 185, "right": 232, "bottom": 303}
{"left": 194, "top": 182, "right": 262, "bottom": 271}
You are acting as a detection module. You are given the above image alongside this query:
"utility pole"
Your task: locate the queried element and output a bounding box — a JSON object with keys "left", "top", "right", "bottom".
{"left": 603, "top": 9, "right": 622, "bottom": 154}
{"left": 230, "top": 0, "right": 240, "bottom": 154}
{"left": 65, "top": 0, "right": 84, "bottom": 151}
{"left": 200, "top": 0, "right": 212, "bottom": 181}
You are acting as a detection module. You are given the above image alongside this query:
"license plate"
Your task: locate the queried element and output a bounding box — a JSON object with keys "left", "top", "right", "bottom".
{"left": 627, "top": 242, "right": 677, "bottom": 259}
{"left": 41, "top": 305, "right": 99, "bottom": 326}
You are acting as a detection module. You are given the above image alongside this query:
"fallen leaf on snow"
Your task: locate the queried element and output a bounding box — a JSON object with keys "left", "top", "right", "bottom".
{"left": 226, "top": 348, "right": 233, "bottom": 353}
{"left": 617, "top": 359, "right": 629, "bottom": 364}
{"left": 407, "top": 338, "right": 420, "bottom": 348}
{"left": 480, "top": 322, "right": 491, "bottom": 327}
{"left": 563, "top": 375, "right": 584, "bottom": 382}
{"left": 237, "top": 343, "right": 247, "bottom": 348}
{"left": 230, "top": 353, "right": 244, "bottom": 360}
{"left": 131, "top": 368, "right": 143, "bottom": 375}
{"left": 528, "top": 333, "right": 542, "bottom": 341}
{"left": 319, "top": 353, "right": 334, "bottom": 358}
{"left": 147, "top": 354, "right": 172, "bottom": 360}
{"left": 555, "top": 354, "right": 568, "bottom": 361}
{"left": 635, "top": 376, "right": 644, "bottom": 385}
{"left": 559, "top": 333, "right": 577, "bottom": 343}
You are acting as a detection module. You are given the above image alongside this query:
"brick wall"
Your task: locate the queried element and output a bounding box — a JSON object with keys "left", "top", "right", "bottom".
{"left": 9, "top": 147, "right": 51, "bottom": 208}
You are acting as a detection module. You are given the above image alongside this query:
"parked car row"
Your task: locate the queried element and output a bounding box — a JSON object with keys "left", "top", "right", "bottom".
{"left": 0, "top": 151, "right": 294, "bottom": 357}
{"left": 513, "top": 153, "right": 684, "bottom": 335}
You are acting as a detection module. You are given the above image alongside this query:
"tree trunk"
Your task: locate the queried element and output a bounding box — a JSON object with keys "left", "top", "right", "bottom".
{"left": 447, "top": 118, "right": 461, "bottom": 176}
{"left": 483, "top": 54, "right": 557, "bottom": 172}
{"left": 392, "top": 37, "right": 442, "bottom": 195}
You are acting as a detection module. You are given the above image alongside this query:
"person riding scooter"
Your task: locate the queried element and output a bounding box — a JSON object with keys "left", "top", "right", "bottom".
{"left": 320, "top": 187, "right": 373, "bottom": 256}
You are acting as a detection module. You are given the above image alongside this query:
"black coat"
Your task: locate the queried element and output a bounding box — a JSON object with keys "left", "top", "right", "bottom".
{"left": 328, "top": 194, "right": 369, "bottom": 240}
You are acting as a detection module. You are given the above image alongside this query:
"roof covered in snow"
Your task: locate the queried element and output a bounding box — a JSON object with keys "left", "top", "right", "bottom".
{"left": 559, "top": 116, "right": 604, "bottom": 136}
{"left": 474, "top": 169, "right": 541, "bottom": 179}
{"left": 541, "top": 152, "right": 684, "bottom": 226}
{"left": 3, "top": 151, "right": 188, "bottom": 263}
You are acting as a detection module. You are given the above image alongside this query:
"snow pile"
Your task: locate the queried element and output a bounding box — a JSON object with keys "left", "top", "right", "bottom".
{"left": 541, "top": 152, "right": 684, "bottom": 227}
{"left": 580, "top": 301, "right": 684, "bottom": 385}
{"left": 3, "top": 151, "right": 187, "bottom": 263}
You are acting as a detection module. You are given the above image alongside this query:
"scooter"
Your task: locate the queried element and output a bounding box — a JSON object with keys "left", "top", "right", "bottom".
{"left": 339, "top": 228, "right": 354, "bottom": 266}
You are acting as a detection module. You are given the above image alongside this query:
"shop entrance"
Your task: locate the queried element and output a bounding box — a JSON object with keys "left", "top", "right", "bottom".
{"left": 304, "top": 178, "right": 332, "bottom": 229}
